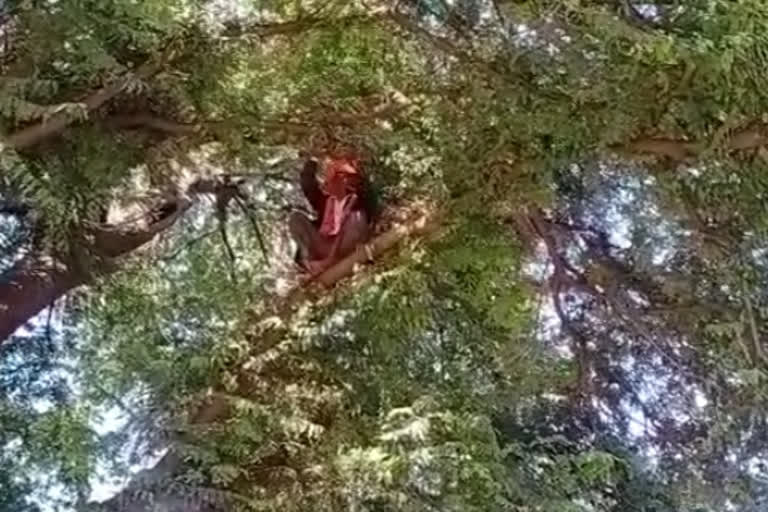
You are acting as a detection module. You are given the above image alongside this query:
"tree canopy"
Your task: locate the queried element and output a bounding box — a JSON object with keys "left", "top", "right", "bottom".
{"left": 3, "top": 0, "right": 768, "bottom": 510}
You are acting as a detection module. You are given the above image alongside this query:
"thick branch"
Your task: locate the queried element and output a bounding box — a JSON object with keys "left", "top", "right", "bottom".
{"left": 0, "top": 178, "right": 235, "bottom": 344}
{"left": 94, "top": 393, "right": 229, "bottom": 512}
{"left": 625, "top": 125, "right": 768, "bottom": 161}
{"left": 624, "top": 138, "right": 700, "bottom": 161}
{"left": 222, "top": 11, "right": 389, "bottom": 38}
{"left": 106, "top": 99, "right": 408, "bottom": 142}
{"left": 0, "top": 198, "right": 190, "bottom": 343}
{"left": 3, "top": 60, "right": 163, "bottom": 151}
{"left": 106, "top": 114, "right": 199, "bottom": 136}
{"left": 3, "top": 13, "right": 378, "bottom": 151}
{"left": 0, "top": 257, "right": 82, "bottom": 343}
{"left": 315, "top": 210, "right": 438, "bottom": 288}
{"left": 389, "top": 11, "right": 507, "bottom": 80}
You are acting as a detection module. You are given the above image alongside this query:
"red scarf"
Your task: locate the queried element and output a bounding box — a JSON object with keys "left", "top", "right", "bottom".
{"left": 318, "top": 157, "right": 361, "bottom": 236}
{"left": 319, "top": 193, "right": 357, "bottom": 236}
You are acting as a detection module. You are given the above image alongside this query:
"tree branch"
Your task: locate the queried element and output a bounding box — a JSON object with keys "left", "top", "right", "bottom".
{"left": 0, "top": 176, "right": 244, "bottom": 344}
{"left": 298, "top": 209, "right": 439, "bottom": 293}
{"left": 624, "top": 138, "right": 700, "bottom": 161}
{"left": 221, "top": 11, "right": 390, "bottom": 39}
{"left": 624, "top": 124, "right": 768, "bottom": 162}
{"left": 3, "top": 59, "right": 165, "bottom": 151}
{"left": 390, "top": 9, "right": 768, "bottom": 164}
{"left": 106, "top": 113, "right": 200, "bottom": 136}
{"left": 2, "top": 12, "right": 382, "bottom": 151}
{"left": 87, "top": 208, "right": 442, "bottom": 512}
{"left": 388, "top": 10, "right": 506, "bottom": 81}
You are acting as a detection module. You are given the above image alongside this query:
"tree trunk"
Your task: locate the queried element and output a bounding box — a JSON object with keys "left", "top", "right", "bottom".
{"left": 0, "top": 257, "right": 84, "bottom": 341}
{"left": 0, "top": 196, "right": 192, "bottom": 343}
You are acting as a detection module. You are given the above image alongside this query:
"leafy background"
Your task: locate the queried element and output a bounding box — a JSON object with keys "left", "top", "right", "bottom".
{"left": 2, "top": 0, "right": 768, "bottom": 510}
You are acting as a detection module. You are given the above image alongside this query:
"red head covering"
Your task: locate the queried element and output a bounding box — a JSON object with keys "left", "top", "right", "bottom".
{"left": 323, "top": 157, "right": 361, "bottom": 193}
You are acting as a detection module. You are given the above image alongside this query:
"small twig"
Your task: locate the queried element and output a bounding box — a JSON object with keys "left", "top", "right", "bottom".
{"left": 44, "top": 300, "right": 55, "bottom": 350}
{"left": 742, "top": 278, "right": 768, "bottom": 367}
{"left": 218, "top": 223, "right": 238, "bottom": 284}
{"left": 216, "top": 201, "right": 238, "bottom": 284}
{"left": 234, "top": 195, "right": 270, "bottom": 266}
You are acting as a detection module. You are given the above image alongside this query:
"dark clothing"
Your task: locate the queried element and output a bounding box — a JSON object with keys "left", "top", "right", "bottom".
{"left": 290, "top": 159, "right": 373, "bottom": 269}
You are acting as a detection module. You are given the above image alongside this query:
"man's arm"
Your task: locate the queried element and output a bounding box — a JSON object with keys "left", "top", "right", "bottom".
{"left": 299, "top": 159, "right": 326, "bottom": 216}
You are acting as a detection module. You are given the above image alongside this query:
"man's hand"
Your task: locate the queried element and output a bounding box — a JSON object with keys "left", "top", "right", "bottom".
{"left": 306, "top": 259, "right": 330, "bottom": 276}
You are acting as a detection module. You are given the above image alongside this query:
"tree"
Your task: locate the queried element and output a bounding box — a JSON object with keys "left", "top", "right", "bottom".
{"left": 3, "top": 0, "right": 768, "bottom": 510}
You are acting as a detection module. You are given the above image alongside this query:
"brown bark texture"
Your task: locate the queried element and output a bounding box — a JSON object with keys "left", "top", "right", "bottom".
{"left": 0, "top": 194, "right": 197, "bottom": 343}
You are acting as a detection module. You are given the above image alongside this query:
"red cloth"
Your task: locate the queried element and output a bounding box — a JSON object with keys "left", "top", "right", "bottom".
{"left": 317, "top": 157, "right": 362, "bottom": 236}
{"left": 325, "top": 157, "right": 360, "bottom": 180}
{"left": 319, "top": 193, "right": 357, "bottom": 236}
{"left": 323, "top": 158, "right": 360, "bottom": 195}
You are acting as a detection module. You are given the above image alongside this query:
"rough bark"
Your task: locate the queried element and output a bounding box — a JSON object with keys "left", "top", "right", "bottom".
{"left": 106, "top": 113, "right": 200, "bottom": 135}
{"left": 625, "top": 125, "right": 768, "bottom": 161}
{"left": 0, "top": 197, "right": 191, "bottom": 342}
{"left": 3, "top": 60, "right": 163, "bottom": 151}
{"left": 0, "top": 257, "right": 82, "bottom": 341}
{"left": 0, "top": 175, "right": 245, "bottom": 344}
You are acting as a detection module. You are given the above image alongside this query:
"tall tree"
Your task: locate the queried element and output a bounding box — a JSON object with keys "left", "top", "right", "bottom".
{"left": 3, "top": 0, "right": 768, "bottom": 511}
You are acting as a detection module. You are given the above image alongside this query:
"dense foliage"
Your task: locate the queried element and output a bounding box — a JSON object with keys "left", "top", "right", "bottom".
{"left": 3, "top": 0, "right": 768, "bottom": 510}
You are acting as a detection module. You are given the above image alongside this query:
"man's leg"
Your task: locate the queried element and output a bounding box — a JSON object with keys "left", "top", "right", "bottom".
{"left": 289, "top": 212, "right": 332, "bottom": 265}
{"left": 335, "top": 210, "right": 371, "bottom": 259}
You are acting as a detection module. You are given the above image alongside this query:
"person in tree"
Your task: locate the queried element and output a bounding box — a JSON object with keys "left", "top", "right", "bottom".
{"left": 289, "top": 154, "right": 376, "bottom": 275}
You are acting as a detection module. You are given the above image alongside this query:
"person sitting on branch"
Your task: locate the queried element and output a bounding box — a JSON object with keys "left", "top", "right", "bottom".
{"left": 289, "top": 154, "right": 376, "bottom": 276}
